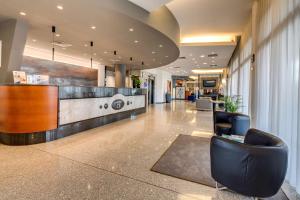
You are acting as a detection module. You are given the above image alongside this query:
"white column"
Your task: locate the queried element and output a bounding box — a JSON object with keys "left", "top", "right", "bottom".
{"left": 97, "top": 64, "right": 105, "bottom": 87}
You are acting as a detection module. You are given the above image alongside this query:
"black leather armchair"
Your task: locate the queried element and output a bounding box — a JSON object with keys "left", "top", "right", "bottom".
{"left": 214, "top": 111, "right": 250, "bottom": 136}
{"left": 210, "top": 129, "right": 288, "bottom": 198}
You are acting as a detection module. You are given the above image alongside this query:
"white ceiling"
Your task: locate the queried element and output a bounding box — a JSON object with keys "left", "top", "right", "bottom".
{"left": 128, "top": 0, "right": 173, "bottom": 12}
{"left": 161, "top": 44, "right": 236, "bottom": 76}
{"left": 158, "top": 0, "right": 253, "bottom": 76}
{"left": 167, "top": 0, "right": 253, "bottom": 39}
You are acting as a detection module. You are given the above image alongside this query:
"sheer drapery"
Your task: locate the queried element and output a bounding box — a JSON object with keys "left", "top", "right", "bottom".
{"left": 253, "top": 0, "right": 300, "bottom": 193}
{"left": 227, "top": 18, "right": 252, "bottom": 114}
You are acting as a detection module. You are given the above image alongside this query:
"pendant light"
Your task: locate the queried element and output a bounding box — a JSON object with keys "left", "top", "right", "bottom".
{"left": 51, "top": 26, "right": 56, "bottom": 61}
{"left": 90, "top": 41, "right": 94, "bottom": 68}
{"left": 129, "top": 57, "right": 133, "bottom": 87}
{"left": 141, "top": 61, "right": 144, "bottom": 78}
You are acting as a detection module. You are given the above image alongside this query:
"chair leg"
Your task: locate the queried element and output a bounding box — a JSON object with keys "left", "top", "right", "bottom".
{"left": 215, "top": 182, "right": 227, "bottom": 191}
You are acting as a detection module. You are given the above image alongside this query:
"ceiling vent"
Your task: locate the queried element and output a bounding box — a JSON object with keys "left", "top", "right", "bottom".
{"left": 208, "top": 53, "right": 218, "bottom": 57}
{"left": 173, "top": 66, "right": 181, "bottom": 69}
{"left": 52, "top": 41, "right": 72, "bottom": 48}
{"left": 210, "top": 64, "right": 218, "bottom": 67}
{"left": 178, "top": 56, "right": 186, "bottom": 59}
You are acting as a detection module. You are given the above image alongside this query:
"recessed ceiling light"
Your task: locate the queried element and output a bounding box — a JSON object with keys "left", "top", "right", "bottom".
{"left": 55, "top": 34, "right": 60, "bottom": 37}
{"left": 19, "top": 12, "right": 26, "bottom": 16}
{"left": 159, "top": 44, "right": 163, "bottom": 48}
{"left": 91, "top": 26, "right": 96, "bottom": 30}
{"left": 152, "top": 51, "right": 156, "bottom": 54}
{"left": 203, "top": 62, "right": 207, "bottom": 64}
{"left": 134, "top": 40, "right": 139, "bottom": 43}
{"left": 94, "top": 53, "right": 97, "bottom": 56}
{"left": 129, "top": 28, "right": 134, "bottom": 32}
{"left": 57, "top": 5, "right": 63, "bottom": 10}
{"left": 32, "top": 39, "right": 37, "bottom": 42}
{"left": 165, "top": 55, "right": 169, "bottom": 58}
{"left": 84, "top": 44, "right": 88, "bottom": 47}
{"left": 189, "top": 54, "right": 193, "bottom": 57}
{"left": 200, "top": 55, "right": 205, "bottom": 58}
{"left": 104, "top": 51, "right": 108, "bottom": 54}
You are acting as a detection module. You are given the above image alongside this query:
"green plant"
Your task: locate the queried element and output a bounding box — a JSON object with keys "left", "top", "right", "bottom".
{"left": 224, "top": 95, "right": 242, "bottom": 113}
{"left": 131, "top": 75, "right": 141, "bottom": 88}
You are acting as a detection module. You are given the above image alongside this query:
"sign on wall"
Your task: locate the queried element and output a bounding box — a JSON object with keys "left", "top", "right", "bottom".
{"left": 13, "top": 71, "right": 27, "bottom": 84}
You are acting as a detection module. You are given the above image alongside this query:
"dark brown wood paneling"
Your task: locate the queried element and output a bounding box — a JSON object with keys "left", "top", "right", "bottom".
{"left": 0, "top": 86, "right": 58, "bottom": 133}
{"left": 21, "top": 56, "right": 98, "bottom": 86}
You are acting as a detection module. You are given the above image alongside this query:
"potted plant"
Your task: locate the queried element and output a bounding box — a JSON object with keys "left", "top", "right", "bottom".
{"left": 131, "top": 75, "right": 141, "bottom": 88}
{"left": 223, "top": 95, "right": 242, "bottom": 113}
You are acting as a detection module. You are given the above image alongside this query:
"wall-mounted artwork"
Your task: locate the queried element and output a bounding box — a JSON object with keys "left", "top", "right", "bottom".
{"left": 175, "top": 86, "right": 185, "bottom": 100}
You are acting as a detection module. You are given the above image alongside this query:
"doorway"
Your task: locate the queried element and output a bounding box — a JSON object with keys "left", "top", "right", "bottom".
{"left": 148, "top": 78, "right": 155, "bottom": 105}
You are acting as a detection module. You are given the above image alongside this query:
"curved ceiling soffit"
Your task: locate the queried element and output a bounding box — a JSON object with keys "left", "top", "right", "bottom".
{"left": 103, "top": 5, "right": 180, "bottom": 69}
{"left": 0, "top": 0, "right": 180, "bottom": 69}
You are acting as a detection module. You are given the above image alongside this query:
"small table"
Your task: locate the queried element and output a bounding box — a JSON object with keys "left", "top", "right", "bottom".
{"left": 221, "top": 134, "right": 245, "bottom": 143}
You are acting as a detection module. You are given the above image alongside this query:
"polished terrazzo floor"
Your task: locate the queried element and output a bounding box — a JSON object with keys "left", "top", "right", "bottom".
{"left": 0, "top": 101, "right": 296, "bottom": 200}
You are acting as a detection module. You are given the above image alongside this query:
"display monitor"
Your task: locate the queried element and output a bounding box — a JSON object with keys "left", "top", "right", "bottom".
{"left": 203, "top": 80, "right": 217, "bottom": 88}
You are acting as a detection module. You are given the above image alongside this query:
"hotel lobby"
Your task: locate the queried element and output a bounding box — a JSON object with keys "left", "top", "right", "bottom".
{"left": 0, "top": 0, "right": 300, "bottom": 199}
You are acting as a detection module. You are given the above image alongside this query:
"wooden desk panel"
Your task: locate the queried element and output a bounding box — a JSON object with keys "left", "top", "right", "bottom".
{"left": 0, "top": 86, "right": 58, "bottom": 133}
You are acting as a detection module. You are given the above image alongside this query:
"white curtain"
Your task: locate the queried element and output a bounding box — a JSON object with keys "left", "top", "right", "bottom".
{"left": 227, "top": 18, "right": 252, "bottom": 114}
{"left": 253, "top": 0, "right": 300, "bottom": 193}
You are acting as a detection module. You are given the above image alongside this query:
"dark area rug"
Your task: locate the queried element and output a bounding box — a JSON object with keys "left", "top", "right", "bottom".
{"left": 151, "top": 134, "right": 288, "bottom": 200}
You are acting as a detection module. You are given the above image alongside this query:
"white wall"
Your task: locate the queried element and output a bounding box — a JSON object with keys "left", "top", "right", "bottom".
{"left": 142, "top": 68, "right": 172, "bottom": 103}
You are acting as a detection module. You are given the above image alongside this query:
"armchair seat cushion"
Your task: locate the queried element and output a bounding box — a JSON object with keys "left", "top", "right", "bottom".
{"left": 215, "top": 123, "right": 232, "bottom": 136}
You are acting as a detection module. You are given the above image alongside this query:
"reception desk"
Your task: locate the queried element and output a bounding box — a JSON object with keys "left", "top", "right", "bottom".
{"left": 0, "top": 85, "right": 147, "bottom": 145}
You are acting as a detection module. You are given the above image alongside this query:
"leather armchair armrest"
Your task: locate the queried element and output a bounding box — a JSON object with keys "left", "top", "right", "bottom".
{"left": 231, "top": 114, "right": 250, "bottom": 136}
{"left": 245, "top": 128, "right": 281, "bottom": 146}
{"left": 210, "top": 136, "right": 250, "bottom": 187}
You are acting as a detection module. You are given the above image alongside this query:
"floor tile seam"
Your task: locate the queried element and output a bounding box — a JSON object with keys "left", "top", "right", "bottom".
{"left": 29, "top": 146, "right": 203, "bottom": 200}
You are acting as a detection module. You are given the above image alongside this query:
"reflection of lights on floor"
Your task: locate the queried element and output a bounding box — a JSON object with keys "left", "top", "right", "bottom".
{"left": 190, "top": 117, "right": 196, "bottom": 124}
{"left": 177, "top": 194, "right": 213, "bottom": 200}
{"left": 191, "top": 131, "right": 213, "bottom": 137}
{"left": 186, "top": 110, "right": 197, "bottom": 113}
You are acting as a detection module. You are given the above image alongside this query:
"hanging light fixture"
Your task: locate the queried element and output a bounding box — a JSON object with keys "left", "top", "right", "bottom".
{"left": 90, "top": 41, "right": 94, "bottom": 68}
{"left": 141, "top": 61, "right": 144, "bottom": 78}
{"left": 129, "top": 57, "right": 133, "bottom": 87}
{"left": 112, "top": 50, "right": 117, "bottom": 65}
{"left": 51, "top": 26, "right": 56, "bottom": 61}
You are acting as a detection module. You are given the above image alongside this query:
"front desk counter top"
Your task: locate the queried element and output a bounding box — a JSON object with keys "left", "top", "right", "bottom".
{"left": 0, "top": 85, "right": 147, "bottom": 145}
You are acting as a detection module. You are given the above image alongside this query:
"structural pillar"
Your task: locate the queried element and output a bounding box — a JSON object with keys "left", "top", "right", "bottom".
{"left": 98, "top": 64, "right": 105, "bottom": 87}
{"left": 0, "top": 19, "right": 28, "bottom": 83}
{"left": 114, "top": 64, "right": 126, "bottom": 88}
